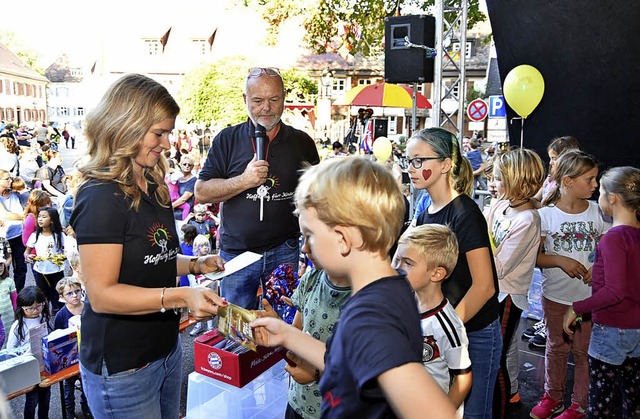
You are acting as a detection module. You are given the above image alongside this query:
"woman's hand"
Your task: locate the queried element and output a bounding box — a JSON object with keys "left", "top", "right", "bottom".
{"left": 199, "top": 255, "right": 225, "bottom": 275}
{"left": 183, "top": 287, "right": 227, "bottom": 321}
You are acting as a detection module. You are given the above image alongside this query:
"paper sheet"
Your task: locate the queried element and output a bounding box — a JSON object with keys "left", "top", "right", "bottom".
{"left": 203, "top": 251, "right": 262, "bottom": 281}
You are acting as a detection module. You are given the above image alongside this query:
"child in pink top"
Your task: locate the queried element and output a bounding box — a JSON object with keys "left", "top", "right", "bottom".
{"left": 564, "top": 166, "right": 640, "bottom": 418}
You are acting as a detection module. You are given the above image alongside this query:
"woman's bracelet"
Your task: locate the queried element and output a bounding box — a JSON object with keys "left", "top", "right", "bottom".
{"left": 160, "top": 287, "right": 179, "bottom": 314}
{"left": 160, "top": 287, "right": 167, "bottom": 313}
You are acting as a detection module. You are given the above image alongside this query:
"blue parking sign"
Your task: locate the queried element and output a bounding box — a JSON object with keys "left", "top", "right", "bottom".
{"left": 489, "top": 95, "right": 506, "bottom": 118}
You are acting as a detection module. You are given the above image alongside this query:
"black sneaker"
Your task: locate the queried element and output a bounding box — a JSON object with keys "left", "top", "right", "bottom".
{"left": 529, "top": 329, "right": 547, "bottom": 348}
{"left": 522, "top": 319, "right": 545, "bottom": 339}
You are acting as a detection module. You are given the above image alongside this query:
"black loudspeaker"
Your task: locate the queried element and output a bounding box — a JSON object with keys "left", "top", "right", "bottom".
{"left": 384, "top": 15, "right": 436, "bottom": 83}
{"left": 373, "top": 119, "right": 388, "bottom": 139}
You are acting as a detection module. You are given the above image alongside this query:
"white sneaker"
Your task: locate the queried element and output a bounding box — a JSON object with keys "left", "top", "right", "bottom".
{"left": 189, "top": 323, "right": 203, "bottom": 337}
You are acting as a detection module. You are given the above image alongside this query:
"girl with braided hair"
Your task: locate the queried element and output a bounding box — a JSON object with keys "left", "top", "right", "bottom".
{"left": 406, "top": 127, "right": 502, "bottom": 418}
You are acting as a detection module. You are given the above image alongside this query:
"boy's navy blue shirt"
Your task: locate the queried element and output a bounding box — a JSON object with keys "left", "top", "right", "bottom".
{"left": 319, "top": 274, "right": 422, "bottom": 418}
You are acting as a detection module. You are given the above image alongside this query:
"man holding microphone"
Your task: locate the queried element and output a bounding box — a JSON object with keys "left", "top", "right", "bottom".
{"left": 196, "top": 67, "right": 319, "bottom": 309}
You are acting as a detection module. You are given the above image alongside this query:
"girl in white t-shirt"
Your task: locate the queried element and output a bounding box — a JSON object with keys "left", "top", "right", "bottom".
{"left": 24, "top": 207, "right": 68, "bottom": 313}
{"left": 531, "top": 150, "right": 610, "bottom": 419}
{"left": 485, "top": 148, "right": 546, "bottom": 413}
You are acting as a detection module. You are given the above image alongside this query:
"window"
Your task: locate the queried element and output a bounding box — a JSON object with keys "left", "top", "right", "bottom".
{"left": 70, "top": 68, "right": 83, "bottom": 77}
{"left": 59, "top": 107, "right": 69, "bottom": 116}
{"left": 192, "top": 39, "right": 208, "bottom": 55}
{"left": 358, "top": 79, "right": 372, "bottom": 85}
{"left": 451, "top": 41, "right": 473, "bottom": 59}
{"left": 331, "top": 79, "right": 345, "bottom": 97}
{"left": 145, "top": 39, "right": 161, "bottom": 55}
{"left": 77, "top": 107, "right": 85, "bottom": 116}
{"left": 388, "top": 116, "right": 398, "bottom": 135}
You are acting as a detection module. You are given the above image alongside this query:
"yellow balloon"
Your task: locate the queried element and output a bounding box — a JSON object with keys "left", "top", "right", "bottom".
{"left": 372, "top": 136, "right": 392, "bottom": 162}
{"left": 503, "top": 65, "right": 545, "bottom": 118}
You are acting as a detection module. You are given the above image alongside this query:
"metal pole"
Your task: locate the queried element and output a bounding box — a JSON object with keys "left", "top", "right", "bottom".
{"left": 433, "top": 0, "right": 443, "bottom": 128}
{"left": 457, "top": 0, "right": 468, "bottom": 139}
{"left": 411, "top": 82, "right": 418, "bottom": 134}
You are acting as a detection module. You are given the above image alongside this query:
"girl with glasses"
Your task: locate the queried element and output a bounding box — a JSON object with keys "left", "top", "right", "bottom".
{"left": 406, "top": 127, "right": 503, "bottom": 418}
{"left": 7, "top": 285, "right": 52, "bottom": 419}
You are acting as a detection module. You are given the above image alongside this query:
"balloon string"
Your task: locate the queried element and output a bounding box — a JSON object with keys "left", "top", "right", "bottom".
{"left": 509, "top": 117, "right": 525, "bottom": 148}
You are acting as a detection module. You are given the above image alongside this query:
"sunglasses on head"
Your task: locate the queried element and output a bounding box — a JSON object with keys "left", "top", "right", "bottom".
{"left": 247, "top": 67, "right": 281, "bottom": 77}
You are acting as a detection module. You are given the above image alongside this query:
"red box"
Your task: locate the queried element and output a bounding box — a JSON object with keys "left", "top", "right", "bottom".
{"left": 193, "top": 330, "right": 284, "bottom": 388}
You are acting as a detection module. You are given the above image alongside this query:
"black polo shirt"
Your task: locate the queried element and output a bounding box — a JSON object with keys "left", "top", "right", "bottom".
{"left": 70, "top": 180, "right": 180, "bottom": 375}
{"left": 199, "top": 120, "right": 319, "bottom": 253}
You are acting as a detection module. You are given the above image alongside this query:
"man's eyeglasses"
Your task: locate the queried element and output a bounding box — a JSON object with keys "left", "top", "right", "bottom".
{"left": 63, "top": 289, "right": 82, "bottom": 298}
{"left": 247, "top": 67, "right": 281, "bottom": 78}
{"left": 406, "top": 156, "right": 443, "bottom": 169}
{"left": 23, "top": 302, "right": 45, "bottom": 313}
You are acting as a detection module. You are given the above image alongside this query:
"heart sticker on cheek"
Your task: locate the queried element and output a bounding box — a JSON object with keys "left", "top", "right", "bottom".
{"left": 422, "top": 169, "right": 432, "bottom": 181}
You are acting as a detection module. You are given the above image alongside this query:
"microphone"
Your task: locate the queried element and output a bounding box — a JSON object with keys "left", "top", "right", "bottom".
{"left": 255, "top": 124, "right": 267, "bottom": 161}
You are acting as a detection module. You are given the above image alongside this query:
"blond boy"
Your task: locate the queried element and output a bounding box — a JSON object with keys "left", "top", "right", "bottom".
{"left": 251, "top": 156, "right": 456, "bottom": 418}
{"left": 396, "top": 224, "right": 472, "bottom": 409}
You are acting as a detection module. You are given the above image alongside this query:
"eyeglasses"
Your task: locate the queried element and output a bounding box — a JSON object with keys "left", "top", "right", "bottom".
{"left": 22, "top": 302, "right": 45, "bottom": 313}
{"left": 247, "top": 67, "right": 281, "bottom": 77}
{"left": 0, "top": 177, "right": 11, "bottom": 181}
{"left": 181, "top": 163, "right": 194, "bottom": 167}
{"left": 406, "top": 156, "right": 443, "bottom": 169}
{"left": 63, "top": 289, "right": 82, "bottom": 298}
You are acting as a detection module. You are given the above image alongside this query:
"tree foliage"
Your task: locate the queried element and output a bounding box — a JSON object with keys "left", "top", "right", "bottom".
{"left": 237, "top": 0, "right": 486, "bottom": 57}
{"left": 178, "top": 57, "right": 250, "bottom": 128}
{"left": 178, "top": 58, "right": 319, "bottom": 127}
{"left": 0, "top": 31, "right": 45, "bottom": 74}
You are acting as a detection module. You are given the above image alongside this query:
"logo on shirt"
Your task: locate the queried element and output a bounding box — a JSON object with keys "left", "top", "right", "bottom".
{"left": 551, "top": 221, "right": 599, "bottom": 260}
{"left": 144, "top": 222, "right": 178, "bottom": 265}
{"left": 323, "top": 392, "right": 342, "bottom": 408}
{"left": 245, "top": 174, "right": 294, "bottom": 203}
{"left": 422, "top": 335, "right": 441, "bottom": 362}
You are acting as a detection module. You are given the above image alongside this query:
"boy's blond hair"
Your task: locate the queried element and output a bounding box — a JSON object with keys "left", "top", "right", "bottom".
{"left": 56, "top": 276, "right": 83, "bottom": 295}
{"left": 295, "top": 156, "right": 404, "bottom": 257}
{"left": 398, "top": 224, "right": 458, "bottom": 277}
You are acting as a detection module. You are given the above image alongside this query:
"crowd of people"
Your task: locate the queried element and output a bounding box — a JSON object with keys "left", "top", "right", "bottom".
{"left": 1, "top": 67, "right": 638, "bottom": 419}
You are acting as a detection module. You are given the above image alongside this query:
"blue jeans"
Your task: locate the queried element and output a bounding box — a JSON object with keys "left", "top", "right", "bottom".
{"left": 464, "top": 318, "right": 503, "bottom": 419}
{"left": 80, "top": 336, "right": 182, "bottom": 419}
{"left": 589, "top": 322, "right": 640, "bottom": 365}
{"left": 219, "top": 238, "right": 299, "bottom": 309}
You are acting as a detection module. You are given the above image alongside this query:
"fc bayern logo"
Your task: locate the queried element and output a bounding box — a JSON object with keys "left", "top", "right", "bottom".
{"left": 207, "top": 352, "right": 222, "bottom": 370}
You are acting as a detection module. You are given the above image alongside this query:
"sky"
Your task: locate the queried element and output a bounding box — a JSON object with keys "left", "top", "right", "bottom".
{"left": 2, "top": 0, "right": 247, "bottom": 66}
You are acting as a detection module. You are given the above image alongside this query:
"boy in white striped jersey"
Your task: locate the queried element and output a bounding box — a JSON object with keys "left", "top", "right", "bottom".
{"left": 396, "top": 224, "right": 473, "bottom": 411}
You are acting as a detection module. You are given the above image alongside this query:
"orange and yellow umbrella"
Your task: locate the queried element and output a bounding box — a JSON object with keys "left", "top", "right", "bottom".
{"left": 342, "top": 83, "right": 430, "bottom": 108}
